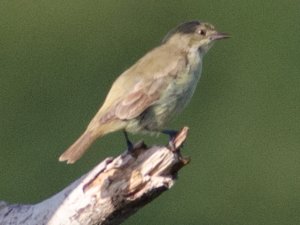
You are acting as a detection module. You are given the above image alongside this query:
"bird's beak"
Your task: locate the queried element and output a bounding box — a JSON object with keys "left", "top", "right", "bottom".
{"left": 210, "top": 32, "right": 230, "bottom": 41}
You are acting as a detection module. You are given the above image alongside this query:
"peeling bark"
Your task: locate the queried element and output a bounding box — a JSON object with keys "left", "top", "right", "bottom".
{"left": 0, "top": 127, "right": 189, "bottom": 225}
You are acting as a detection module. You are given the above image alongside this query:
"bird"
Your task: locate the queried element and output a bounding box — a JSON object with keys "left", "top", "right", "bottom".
{"left": 59, "top": 20, "right": 229, "bottom": 164}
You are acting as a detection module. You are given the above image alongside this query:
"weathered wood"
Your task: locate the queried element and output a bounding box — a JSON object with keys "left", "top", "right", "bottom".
{"left": 0, "top": 127, "right": 189, "bottom": 225}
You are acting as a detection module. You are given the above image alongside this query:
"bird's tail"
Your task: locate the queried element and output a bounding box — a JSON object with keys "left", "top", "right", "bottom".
{"left": 59, "top": 130, "right": 100, "bottom": 164}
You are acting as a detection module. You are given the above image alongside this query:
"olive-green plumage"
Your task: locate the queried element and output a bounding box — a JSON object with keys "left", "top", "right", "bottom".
{"left": 59, "top": 20, "right": 229, "bottom": 164}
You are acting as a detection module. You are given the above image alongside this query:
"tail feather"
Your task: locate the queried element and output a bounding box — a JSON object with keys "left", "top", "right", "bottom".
{"left": 59, "top": 131, "right": 99, "bottom": 164}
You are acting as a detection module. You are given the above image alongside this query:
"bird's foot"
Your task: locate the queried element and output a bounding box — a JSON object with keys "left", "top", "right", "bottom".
{"left": 162, "top": 129, "right": 179, "bottom": 151}
{"left": 126, "top": 140, "right": 134, "bottom": 152}
{"left": 123, "top": 131, "right": 134, "bottom": 152}
{"left": 124, "top": 130, "right": 134, "bottom": 152}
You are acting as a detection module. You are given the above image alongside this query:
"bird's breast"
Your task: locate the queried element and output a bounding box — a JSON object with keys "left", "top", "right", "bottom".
{"left": 161, "top": 51, "right": 202, "bottom": 112}
{"left": 125, "top": 50, "right": 203, "bottom": 134}
{"left": 145, "top": 52, "right": 202, "bottom": 130}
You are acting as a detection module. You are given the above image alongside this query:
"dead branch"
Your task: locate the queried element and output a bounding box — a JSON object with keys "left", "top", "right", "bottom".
{"left": 0, "top": 127, "right": 189, "bottom": 225}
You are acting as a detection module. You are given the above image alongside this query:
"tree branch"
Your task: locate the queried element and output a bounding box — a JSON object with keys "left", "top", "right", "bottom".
{"left": 0, "top": 127, "right": 189, "bottom": 225}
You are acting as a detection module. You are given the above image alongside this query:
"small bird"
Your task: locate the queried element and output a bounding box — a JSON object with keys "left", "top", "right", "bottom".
{"left": 59, "top": 20, "right": 229, "bottom": 164}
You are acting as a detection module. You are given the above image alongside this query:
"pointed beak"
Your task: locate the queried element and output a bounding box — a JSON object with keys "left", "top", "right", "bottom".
{"left": 210, "top": 32, "right": 230, "bottom": 41}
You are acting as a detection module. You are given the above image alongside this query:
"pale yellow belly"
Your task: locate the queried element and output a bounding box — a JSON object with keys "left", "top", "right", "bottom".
{"left": 126, "top": 60, "right": 202, "bottom": 134}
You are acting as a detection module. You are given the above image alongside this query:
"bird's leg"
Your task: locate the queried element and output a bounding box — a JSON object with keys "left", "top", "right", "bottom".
{"left": 162, "top": 129, "right": 179, "bottom": 151}
{"left": 123, "top": 130, "right": 134, "bottom": 152}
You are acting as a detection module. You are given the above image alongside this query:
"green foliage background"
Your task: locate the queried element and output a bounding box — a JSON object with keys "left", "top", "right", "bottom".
{"left": 0, "top": 1, "right": 299, "bottom": 224}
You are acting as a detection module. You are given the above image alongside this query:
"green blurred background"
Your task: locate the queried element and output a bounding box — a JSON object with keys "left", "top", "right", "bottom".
{"left": 1, "top": 1, "right": 299, "bottom": 224}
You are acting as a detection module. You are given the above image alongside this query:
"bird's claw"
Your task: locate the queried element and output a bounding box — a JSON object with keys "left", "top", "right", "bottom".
{"left": 162, "top": 129, "right": 180, "bottom": 151}
{"left": 167, "top": 138, "right": 177, "bottom": 151}
{"left": 126, "top": 140, "right": 134, "bottom": 153}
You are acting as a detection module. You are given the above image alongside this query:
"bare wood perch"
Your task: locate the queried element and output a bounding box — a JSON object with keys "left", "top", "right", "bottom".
{"left": 0, "top": 127, "right": 189, "bottom": 225}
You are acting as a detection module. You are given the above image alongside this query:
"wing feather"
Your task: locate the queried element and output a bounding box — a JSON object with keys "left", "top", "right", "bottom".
{"left": 97, "top": 46, "right": 187, "bottom": 123}
{"left": 115, "top": 78, "right": 167, "bottom": 120}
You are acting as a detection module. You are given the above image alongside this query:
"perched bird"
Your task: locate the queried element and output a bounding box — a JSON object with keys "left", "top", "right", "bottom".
{"left": 59, "top": 20, "right": 229, "bottom": 164}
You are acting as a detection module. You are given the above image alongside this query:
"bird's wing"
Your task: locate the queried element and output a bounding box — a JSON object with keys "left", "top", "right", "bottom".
{"left": 98, "top": 46, "right": 187, "bottom": 123}
{"left": 114, "top": 77, "right": 168, "bottom": 120}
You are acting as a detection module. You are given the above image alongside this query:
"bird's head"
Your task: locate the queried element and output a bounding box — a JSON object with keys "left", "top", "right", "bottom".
{"left": 162, "top": 21, "right": 230, "bottom": 55}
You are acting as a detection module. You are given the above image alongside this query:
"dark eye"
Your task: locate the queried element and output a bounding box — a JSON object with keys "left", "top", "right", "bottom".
{"left": 199, "top": 29, "right": 206, "bottom": 36}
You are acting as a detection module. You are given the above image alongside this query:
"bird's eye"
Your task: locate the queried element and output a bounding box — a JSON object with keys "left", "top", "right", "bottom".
{"left": 199, "top": 29, "right": 206, "bottom": 36}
